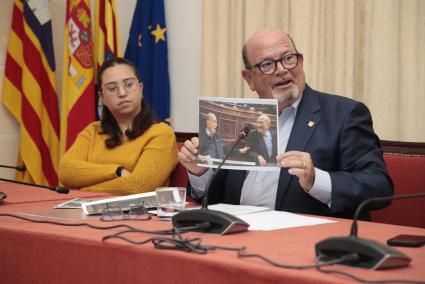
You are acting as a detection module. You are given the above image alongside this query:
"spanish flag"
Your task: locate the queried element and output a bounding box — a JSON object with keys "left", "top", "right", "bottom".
{"left": 60, "top": 0, "right": 96, "bottom": 156}
{"left": 1, "top": 0, "right": 60, "bottom": 186}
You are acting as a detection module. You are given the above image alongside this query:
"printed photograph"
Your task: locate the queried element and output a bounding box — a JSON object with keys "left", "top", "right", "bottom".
{"left": 197, "top": 97, "right": 279, "bottom": 171}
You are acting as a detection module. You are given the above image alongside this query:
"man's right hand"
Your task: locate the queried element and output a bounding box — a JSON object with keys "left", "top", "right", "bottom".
{"left": 178, "top": 137, "right": 208, "bottom": 176}
{"left": 239, "top": 146, "right": 250, "bottom": 154}
{"left": 258, "top": 155, "right": 267, "bottom": 166}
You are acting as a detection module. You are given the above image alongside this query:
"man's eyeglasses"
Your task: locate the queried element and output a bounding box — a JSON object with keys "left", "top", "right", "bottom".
{"left": 102, "top": 78, "right": 139, "bottom": 96}
{"left": 248, "top": 53, "right": 301, "bottom": 75}
{"left": 100, "top": 202, "right": 151, "bottom": 221}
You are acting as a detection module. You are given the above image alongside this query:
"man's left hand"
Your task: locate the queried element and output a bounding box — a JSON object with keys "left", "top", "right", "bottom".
{"left": 276, "top": 151, "right": 315, "bottom": 191}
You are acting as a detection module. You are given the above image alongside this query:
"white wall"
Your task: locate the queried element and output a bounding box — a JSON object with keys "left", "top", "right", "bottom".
{"left": 0, "top": 0, "right": 19, "bottom": 179}
{"left": 163, "top": 0, "right": 201, "bottom": 132}
{"left": 0, "top": 0, "right": 201, "bottom": 178}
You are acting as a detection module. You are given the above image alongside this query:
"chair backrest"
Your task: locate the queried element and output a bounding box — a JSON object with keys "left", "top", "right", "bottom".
{"left": 168, "top": 135, "right": 425, "bottom": 227}
{"left": 168, "top": 132, "right": 197, "bottom": 188}
{"left": 371, "top": 140, "right": 425, "bottom": 228}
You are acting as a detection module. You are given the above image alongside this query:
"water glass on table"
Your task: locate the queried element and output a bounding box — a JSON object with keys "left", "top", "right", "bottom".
{"left": 155, "top": 187, "right": 186, "bottom": 218}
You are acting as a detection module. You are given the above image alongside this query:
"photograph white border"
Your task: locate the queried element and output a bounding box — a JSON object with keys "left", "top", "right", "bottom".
{"left": 197, "top": 97, "right": 280, "bottom": 171}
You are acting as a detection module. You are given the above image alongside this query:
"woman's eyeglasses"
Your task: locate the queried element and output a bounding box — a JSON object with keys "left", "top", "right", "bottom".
{"left": 100, "top": 202, "right": 151, "bottom": 222}
{"left": 102, "top": 78, "right": 139, "bottom": 96}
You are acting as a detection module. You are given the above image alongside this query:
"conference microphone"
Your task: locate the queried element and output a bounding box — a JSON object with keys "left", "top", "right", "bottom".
{"left": 0, "top": 164, "right": 26, "bottom": 172}
{"left": 0, "top": 177, "right": 70, "bottom": 194}
{"left": 315, "top": 192, "right": 425, "bottom": 270}
{"left": 172, "top": 126, "right": 252, "bottom": 235}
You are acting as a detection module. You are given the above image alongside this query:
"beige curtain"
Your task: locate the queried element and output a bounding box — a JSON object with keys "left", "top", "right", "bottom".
{"left": 202, "top": 0, "right": 425, "bottom": 142}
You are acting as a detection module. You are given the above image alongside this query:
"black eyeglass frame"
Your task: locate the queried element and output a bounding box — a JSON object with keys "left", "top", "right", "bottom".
{"left": 100, "top": 202, "right": 151, "bottom": 222}
{"left": 247, "top": 53, "right": 302, "bottom": 75}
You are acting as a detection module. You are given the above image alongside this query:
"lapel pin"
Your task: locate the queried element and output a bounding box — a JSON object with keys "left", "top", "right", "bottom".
{"left": 308, "top": 121, "right": 315, "bottom": 127}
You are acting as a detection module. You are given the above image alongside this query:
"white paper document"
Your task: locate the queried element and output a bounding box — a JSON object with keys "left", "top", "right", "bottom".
{"left": 208, "top": 203, "right": 270, "bottom": 216}
{"left": 237, "top": 210, "right": 336, "bottom": 231}
{"left": 205, "top": 204, "right": 336, "bottom": 231}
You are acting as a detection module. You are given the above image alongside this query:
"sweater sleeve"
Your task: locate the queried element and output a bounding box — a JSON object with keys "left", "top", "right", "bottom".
{"left": 58, "top": 125, "right": 120, "bottom": 188}
{"left": 80, "top": 125, "right": 179, "bottom": 195}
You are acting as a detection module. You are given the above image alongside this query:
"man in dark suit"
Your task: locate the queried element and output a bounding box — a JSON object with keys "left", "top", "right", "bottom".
{"left": 240, "top": 114, "right": 277, "bottom": 166}
{"left": 198, "top": 112, "right": 225, "bottom": 163}
{"left": 178, "top": 28, "right": 393, "bottom": 219}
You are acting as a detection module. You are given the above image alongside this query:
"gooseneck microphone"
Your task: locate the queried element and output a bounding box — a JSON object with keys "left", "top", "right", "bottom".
{"left": 315, "top": 192, "right": 425, "bottom": 270}
{"left": 0, "top": 164, "right": 26, "bottom": 172}
{"left": 172, "top": 126, "right": 252, "bottom": 234}
{"left": 0, "top": 177, "right": 70, "bottom": 194}
{"left": 201, "top": 126, "right": 251, "bottom": 209}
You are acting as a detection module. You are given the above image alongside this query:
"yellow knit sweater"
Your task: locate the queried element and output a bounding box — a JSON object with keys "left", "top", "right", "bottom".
{"left": 59, "top": 121, "right": 178, "bottom": 196}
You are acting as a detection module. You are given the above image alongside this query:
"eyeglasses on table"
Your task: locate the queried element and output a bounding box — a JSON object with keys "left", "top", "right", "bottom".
{"left": 100, "top": 202, "right": 151, "bottom": 222}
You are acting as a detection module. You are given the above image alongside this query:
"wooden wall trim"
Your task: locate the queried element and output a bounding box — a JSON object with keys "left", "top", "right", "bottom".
{"left": 175, "top": 132, "right": 197, "bottom": 143}
{"left": 381, "top": 140, "right": 425, "bottom": 156}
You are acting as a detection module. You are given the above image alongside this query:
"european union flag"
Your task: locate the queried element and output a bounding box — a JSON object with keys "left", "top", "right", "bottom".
{"left": 125, "top": 0, "right": 170, "bottom": 122}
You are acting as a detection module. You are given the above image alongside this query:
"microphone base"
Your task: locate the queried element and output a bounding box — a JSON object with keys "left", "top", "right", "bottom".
{"left": 171, "top": 208, "right": 249, "bottom": 235}
{"left": 315, "top": 236, "right": 411, "bottom": 270}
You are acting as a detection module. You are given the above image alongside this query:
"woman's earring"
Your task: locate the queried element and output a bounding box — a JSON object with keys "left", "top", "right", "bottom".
{"left": 97, "top": 96, "right": 104, "bottom": 119}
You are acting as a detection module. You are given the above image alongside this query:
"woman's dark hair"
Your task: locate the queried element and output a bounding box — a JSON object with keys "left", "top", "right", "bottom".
{"left": 97, "top": 57, "right": 158, "bottom": 148}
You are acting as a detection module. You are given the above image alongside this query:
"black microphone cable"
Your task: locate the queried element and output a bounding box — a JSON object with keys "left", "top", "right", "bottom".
{"left": 102, "top": 227, "right": 246, "bottom": 255}
{"left": 0, "top": 177, "right": 70, "bottom": 194}
{"left": 0, "top": 164, "right": 26, "bottom": 171}
{"left": 2, "top": 213, "right": 423, "bottom": 283}
{"left": 103, "top": 228, "right": 425, "bottom": 284}
{"left": 0, "top": 213, "right": 175, "bottom": 235}
{"left": 101, "top": 227, "right": 364, "bottom": 269}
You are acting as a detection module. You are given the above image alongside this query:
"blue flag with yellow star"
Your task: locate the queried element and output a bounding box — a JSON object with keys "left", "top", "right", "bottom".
{"left": 125, "top": 0, "right": 170, "bottom": 122}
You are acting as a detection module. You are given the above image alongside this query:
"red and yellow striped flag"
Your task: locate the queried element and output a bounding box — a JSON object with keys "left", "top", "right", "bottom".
{"left": 60, "top": 0, "right": 96, "bottom": 155}
{"left": 94, "top": 0, "right": 121, "bottom": 73}
{"left": 2, "top": 0, "right": 60, "bottom": 186}
{"left": 93, "top": 0, "right": 121, "bottom": 118}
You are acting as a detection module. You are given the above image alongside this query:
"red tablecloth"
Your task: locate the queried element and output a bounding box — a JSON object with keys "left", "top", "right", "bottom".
{"left": 0, "top": 184, "right": 424, "bottom": 284}
{"left": 0, "top": 181, "right": 110, "bottom": 205}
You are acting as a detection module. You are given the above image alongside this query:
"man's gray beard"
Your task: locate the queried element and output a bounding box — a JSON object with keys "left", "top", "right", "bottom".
{"left": 273, "top": 87, "right": 300, "bottom": 104}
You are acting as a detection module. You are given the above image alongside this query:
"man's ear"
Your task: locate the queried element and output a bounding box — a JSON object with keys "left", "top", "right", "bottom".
{"left": 298, "top": 53, "right": 304, "bottom": 67}
{"left": 241, "top": 69, "right": 256, "bottom": 91}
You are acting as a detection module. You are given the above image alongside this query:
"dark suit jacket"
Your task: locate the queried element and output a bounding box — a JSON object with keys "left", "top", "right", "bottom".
{"left": 190, "top": 85, "right": 393, "bottom": 219}
{"left": 199, "top": 129, "right": 225, "bottom": 159}
{"left": 245, "top": 129, "right": 277, "bottom": 165}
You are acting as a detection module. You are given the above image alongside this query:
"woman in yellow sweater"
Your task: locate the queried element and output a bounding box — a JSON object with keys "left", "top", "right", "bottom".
{"left": 59, "top": 57, "right": 178, "bottom": 195}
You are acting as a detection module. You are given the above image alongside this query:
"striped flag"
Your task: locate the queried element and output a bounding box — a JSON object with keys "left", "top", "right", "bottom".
{"left": 125, "top": 0, "right": 171, "bottom": 122}
{"left": 94, "top": 0, "right": 121, "bottom": 72}
{"left": 1, "top": 0, "right": 60, "bottom": 186}
{"left": 60, "top": 0, "right": 96, "bottom": 155}
{"left": 94, "top": 0, "right": 121, "bottom": 118}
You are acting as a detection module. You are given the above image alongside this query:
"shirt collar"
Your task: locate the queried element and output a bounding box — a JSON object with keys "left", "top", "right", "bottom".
{"left": 206, "top": 128, "right": 214, "bottom": 136}
{"left": 280, "top": 94, "right": 302, "bottom": 118}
